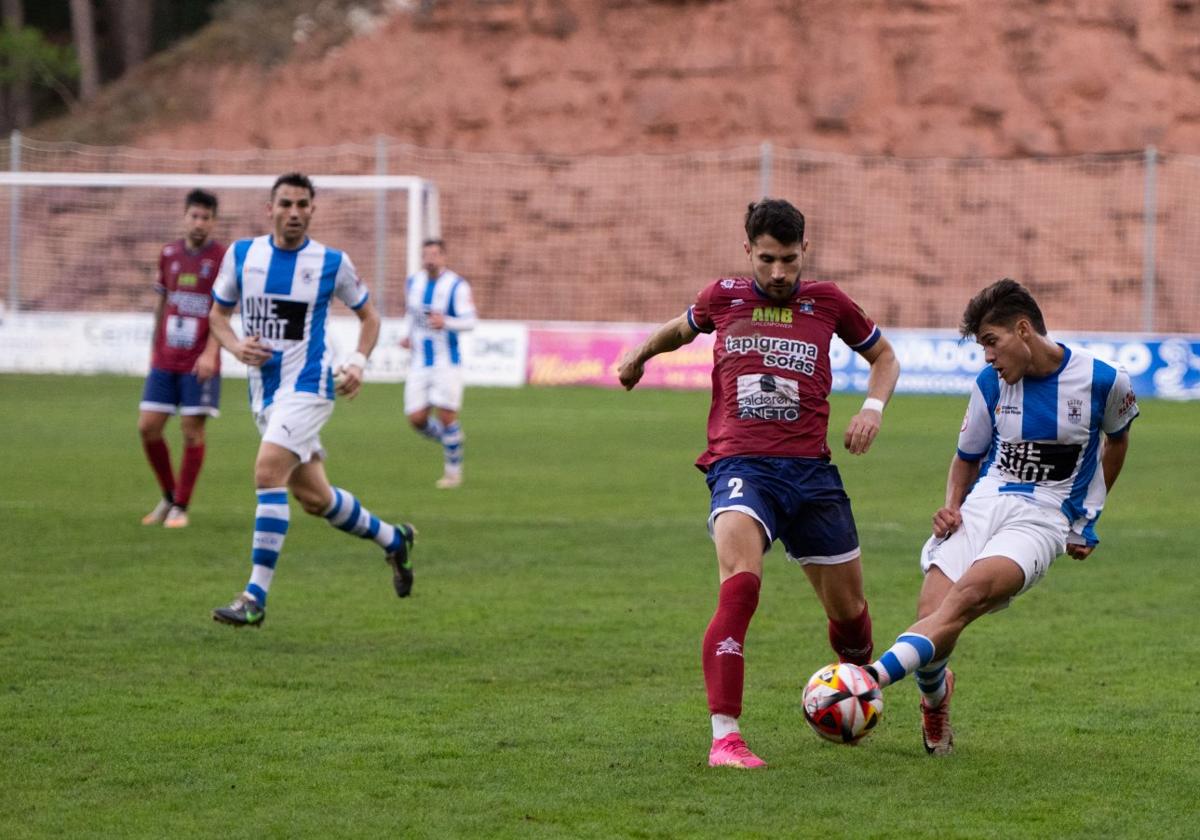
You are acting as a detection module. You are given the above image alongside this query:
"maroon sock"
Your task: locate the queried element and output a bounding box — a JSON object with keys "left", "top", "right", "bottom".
{"left": 702, "top": 571, "right": 761, "bottom": 717}
{"left": 143, "top": 438, "right": 175, "bottom": 499}
{"left": 829, "top": 602, "right": 874, "bottom": 665}
{"left": 174, "top": 443, "right": 206, "bottom": 508}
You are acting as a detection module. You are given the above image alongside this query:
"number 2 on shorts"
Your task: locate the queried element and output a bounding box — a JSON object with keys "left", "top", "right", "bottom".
{"left": 727, "top": 477, "right": 744, "bottom": 499}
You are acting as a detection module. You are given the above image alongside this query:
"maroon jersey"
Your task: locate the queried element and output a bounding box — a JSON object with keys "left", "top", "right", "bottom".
{"left": 687, "top": 277, "right": 880, "bottom": 468}
{"left": 150, "top": 239, "right": 226, "bottom": 373}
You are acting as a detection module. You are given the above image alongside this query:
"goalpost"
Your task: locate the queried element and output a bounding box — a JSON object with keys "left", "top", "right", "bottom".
{"left": 0, "top": 172, "right": 440, "bottom": 318}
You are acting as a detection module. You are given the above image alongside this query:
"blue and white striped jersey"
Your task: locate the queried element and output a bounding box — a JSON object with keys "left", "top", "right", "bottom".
{"left": 403, "top": 269, "right": 477, "bottom": 369}
{"left": 212, "top": 235, "right": 369, "bottom": 412}
{"left": 958, "top": 344, "right": 1139, "bottom": 545}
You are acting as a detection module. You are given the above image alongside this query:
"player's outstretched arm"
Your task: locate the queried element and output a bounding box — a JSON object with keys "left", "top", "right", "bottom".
{"left": 843, "top": 335, "right": 900, "bottom": 454}
{"left": 617, "top": 314, "right": 698, "bottom": 391}
{"left": 209, "top": 303, "right": 272, "bottom": 367}
{"left": 336, "top": 299, "right": 381, "bottom": 400}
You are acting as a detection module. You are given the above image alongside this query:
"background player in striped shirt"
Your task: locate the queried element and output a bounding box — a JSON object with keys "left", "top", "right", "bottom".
{"left": 865, "top": 278, "right": 1138, "bottom": 755}
{"left": 206, "top": 173, "right": 415, "bottom": 628}
{"left": 138, "top": 189, "right": 225, "bottom": 529}
{"left": 618, "top": 199, "right": 900, "bottom": 768}
{"left": 400, "top": 239, "right": 477, "bottom": 489}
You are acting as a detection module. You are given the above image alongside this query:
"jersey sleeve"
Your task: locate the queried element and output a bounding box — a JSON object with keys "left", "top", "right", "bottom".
{"left": 155, "top": 248, "right": 169, "bottom": 295}
{"left": 334, "top": 253, "right": 370, "bottom": 310}
{"left": 832, "top": 286, "right": 880, "bottom": 351}
{"left": 1102, "top": 367, "right": 1139, "bottom": 436}
{"left": 956, "top": 375, "right": 997, "bottom": 461}
{"left": 686, "top": 282, "right": 718, "bottom": 334}
{"left": 403, "top": 274, "right": 415, "bottom": 312}
{"left": 211, "top": 243, "right": 240, "bottom": 306}
{"left": 444, "top": 278, "right": 477, "bottom": 331}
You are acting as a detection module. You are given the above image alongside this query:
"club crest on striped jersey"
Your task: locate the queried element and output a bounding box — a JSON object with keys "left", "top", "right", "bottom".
{"left": 1067, "top": 398, "right": 1083, "bottom": 424}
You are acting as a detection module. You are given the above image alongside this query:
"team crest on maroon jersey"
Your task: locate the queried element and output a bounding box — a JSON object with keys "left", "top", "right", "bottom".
{"left": 798, "top": 297, "right": 815, "bottom": 314}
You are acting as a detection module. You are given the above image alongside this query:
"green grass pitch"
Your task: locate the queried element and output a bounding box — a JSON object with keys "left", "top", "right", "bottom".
{"left": 1, "top": 374, "right": 1196, "bottom": 838}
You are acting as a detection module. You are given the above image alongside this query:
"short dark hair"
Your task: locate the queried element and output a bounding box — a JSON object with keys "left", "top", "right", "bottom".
{"left": 422, "top": 238, "right": 445, "bottom": 250}
{"left": 185, "top": 189, "right": 217, "bottom": 214}
{"left": 744, "top": 198, "right": 805, "bottom": 244}
{"left": 961, "top": 278, "right": 1048, "bottom": 338}
{"left": 271, "top": 172, "right": 315, "bottom": 200}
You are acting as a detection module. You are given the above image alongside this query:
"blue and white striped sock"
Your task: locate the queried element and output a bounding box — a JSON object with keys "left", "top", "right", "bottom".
{"left": 323, "top": 487, "right": 404, "bottom": 552}
{"left": 246, "top": 487, "right": 289, "bottom": 606}
{"left": 417, "top": 417, "right": 444, "bottom": 442}
{"left": 870, "top": 632, "right": 936, "bottom": 688}
{"left": 442, "top": 421, "right": 463, "bottom": 474}
{"left": 916, "top": 656, "right": 951, "bottom": 707}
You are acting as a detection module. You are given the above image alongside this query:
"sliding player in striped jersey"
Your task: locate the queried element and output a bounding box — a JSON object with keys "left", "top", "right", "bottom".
{"left": 400, "top": 239, "right": 477, "bottom": 489}
{"left": 865, "top": 278, "right": 1138, "bottom": 754}
{"left": 207, "top": 173, "right": 415, "bottom": 628}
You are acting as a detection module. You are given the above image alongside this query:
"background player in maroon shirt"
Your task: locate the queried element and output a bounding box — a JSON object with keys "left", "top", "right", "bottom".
{"left": 618, "top": 198, "right": 900, "bottom": 768}
{"left": 138, "top": 190, "right": 226, "bottom": 529}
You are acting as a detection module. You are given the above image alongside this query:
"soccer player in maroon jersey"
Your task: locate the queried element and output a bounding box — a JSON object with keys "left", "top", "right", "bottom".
{"left": 618, "top": 198, "right": 900, "bottom": 768}
{"left": 138, "top": 190, "right": 226, "bottom": 529}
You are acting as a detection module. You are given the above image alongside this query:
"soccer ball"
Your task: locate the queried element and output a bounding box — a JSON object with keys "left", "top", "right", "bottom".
{"left": 802, "top": 662, "right": 884, "bottom": 745}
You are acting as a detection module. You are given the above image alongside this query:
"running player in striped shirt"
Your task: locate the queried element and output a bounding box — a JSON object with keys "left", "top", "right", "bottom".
{"left": 865, "top": 278, "right": 1138, "bottom": 755}
{"left": 138, "top": 189, "right": 226, "bottom": 529}
{"left": 400, "top": 239, "right": 477, "bottom": 489}
{"left": 618, "top": 199, "right": 901, "bottom": 768}
{"left": 206, "top": 173, "right": 415, "bottom": 628}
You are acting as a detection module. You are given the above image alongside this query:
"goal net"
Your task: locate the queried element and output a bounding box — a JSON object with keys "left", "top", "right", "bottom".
{"left": 0, "top": 172, "right": 439, "bottom": 318}
{"left": 2, "top": 143, "right": 1198, "bottom": 335}
{"left": 388, "top": 144, "right": 1200, "bottom": 334}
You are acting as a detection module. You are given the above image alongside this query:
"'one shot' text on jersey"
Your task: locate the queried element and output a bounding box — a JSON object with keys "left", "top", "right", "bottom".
{"left": 242, "top": 297, "right": 308, "bottom": 341}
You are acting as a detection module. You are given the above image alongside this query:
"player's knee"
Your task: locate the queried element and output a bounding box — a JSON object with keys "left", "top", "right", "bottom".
{"left": 943, "top": 579, "right": 999, "bottom": 624}
{"left": 407, "top": 413, "right": 428, "bottom": 430}
{"left": 137, "top": 417, "right": 164, "bottom": 440}
{"left": 253, "top": 463, "right": 289, "bottom": 489}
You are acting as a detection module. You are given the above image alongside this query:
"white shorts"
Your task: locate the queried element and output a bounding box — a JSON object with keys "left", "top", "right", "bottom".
{"left": 254, "top": 393, "right": 334, "bottom": 464}
{"left": 920, "top": 493, "right": 1069, "bottom": 600}
{"left": 404, "top": 365, "right": 464, "bottom": 414}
